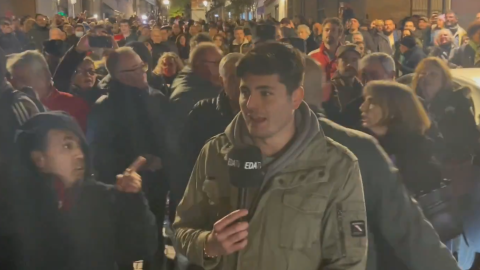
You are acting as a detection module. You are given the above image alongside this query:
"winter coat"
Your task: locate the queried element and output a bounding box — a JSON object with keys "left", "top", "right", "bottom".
{"left": 1, "top": 111, "right": 157, "bottom": 270}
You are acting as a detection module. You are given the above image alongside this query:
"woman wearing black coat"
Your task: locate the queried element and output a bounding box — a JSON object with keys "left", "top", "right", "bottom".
{"left": 360, "top": 81, "right": 442, "bottom": 195}
{"left": 412, "top": 57, "right": 480, "bottom": 163}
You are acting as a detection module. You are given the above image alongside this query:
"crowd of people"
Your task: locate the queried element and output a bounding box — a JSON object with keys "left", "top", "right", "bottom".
{"left": 0, "top": 6, "right": 479, "bottom": 270}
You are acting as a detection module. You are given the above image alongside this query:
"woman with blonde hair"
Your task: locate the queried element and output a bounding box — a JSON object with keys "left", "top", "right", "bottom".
{"left": 360, "top": 80, "right": 442, "bottom": 195}
{"left": 411, "top": 57, "right": 480, "bottom": 163}
{"left": 152, "top": 52, "right": 184, "bottom": 97}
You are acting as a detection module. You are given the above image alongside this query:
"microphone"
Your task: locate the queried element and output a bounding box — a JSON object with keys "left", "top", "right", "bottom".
{"left": 227, "top": 145, "right": 264, "bottom": 212}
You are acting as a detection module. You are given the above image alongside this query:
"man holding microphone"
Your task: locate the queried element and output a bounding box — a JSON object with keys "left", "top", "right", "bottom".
{"left": 173, "top": 42, "right": 367, "bottom": 270}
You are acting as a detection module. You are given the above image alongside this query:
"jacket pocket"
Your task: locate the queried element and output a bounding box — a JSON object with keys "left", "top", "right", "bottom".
{"left": 279, "top": 193, "right": 327, "bottom": 249}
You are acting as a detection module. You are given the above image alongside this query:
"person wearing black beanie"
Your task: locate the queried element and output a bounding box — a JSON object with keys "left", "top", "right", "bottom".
{"left": 397, "top": 35, "right": 426, "bottom": 75}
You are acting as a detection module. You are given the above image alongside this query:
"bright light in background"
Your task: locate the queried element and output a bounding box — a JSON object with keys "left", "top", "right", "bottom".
{"left": 141, "top": 14, "right": 148, "bottom": 20}
{"left": 228, "top": 12, "right": 231, "bottom": 17}
{"left": 143, "top": 20, "right": 147, "bottom": 24}
{"left": 163, "top": 0, "right": 170, "bottom": 4}
{"left": 203, "top": 0, "right": 208, "bottom": 6}
{"left": 474, "top": 78, "right": 480, "bottom": 87}
{"left": 214, "top": 14, "right": 219, "bottom": 17}
{"left": 93, "top": 14, "right": 98, "bottom": 19}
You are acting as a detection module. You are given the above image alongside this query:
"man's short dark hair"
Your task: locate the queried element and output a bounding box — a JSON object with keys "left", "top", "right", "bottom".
{"left": 234, "top": 26, "right": 244, "bottom": 32}
{"left": 35, "top": 14, "right": 46, "bottom": 20}
{"left": 467, "top": 21, "right": 480, "bottom": 38}
{"left": 322, "top": 17, "right": 343, "bottom": 33}
{"left": 446, "top": 10, "right": 457, "bottom": 17}
{"left": 280, "top": 18, "right": 291, "bottom": 25}
{"left": 189, "top": 32, "right": 213, "bottom": 48}
{"left": 120, "top": 19, "right": 130, "bottom": 26}
{"left": 236, "top": 42, "right": 305, "bottom": 94}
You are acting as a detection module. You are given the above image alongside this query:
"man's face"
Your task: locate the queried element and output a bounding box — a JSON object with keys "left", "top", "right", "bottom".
{"left": 350, "top": 19, "right": 360, "bottom": 31}
{"left": 74, "top": 61, "right": 96, "bottom": 90}
{"left": 445, "top": 13, "right": 457, "bottom": 27}
{"left": 116, "top": 52, "right": 148, "bottom": 89}
{"left": 338, "top": 51, "right": 360, "bottom": 78}
{"left": 209, "top": 28, "right": 218, "bottom": 37}
{"left": 384, "top": 20, "right": 395, "bottom": 33}
{"left": 0, "top": 23, "right": 13, "bottom": 34}
{"left": 189, "top": 25, "right": 198, "bottom": 36}
{"left": 473, "top": 30, "right": 480, "bottom": 44}
{"left": 234, "top": 29, "right": 245, "bottom": 42}
{"left": 173, "top": 24, "right": 181, "bottom": 34}
{"left": 418, "top": 19, "right": 428, "bottom": 30}
{"left": 239, "top": 74, "right": 303, "bottom": 139}
{"left": 10, "top": 66, "right": 51, "bottom": 99}
{"left": 360, "top": 60, "right": 394, "bottom": 84}
{"left": 323, "top": 23, "right": 340, "bottom": 45}
{"left": 64, "top": 25, "right": 73, "bottom": 35}
{"left": 221, "top": 61, "right": 241, "bottom": 104}
{"left": 160, "top": 30, "right": 169, "bottom": 41}
{"left": 196, "top": 48, "right": 222, "bottom": 85}
{"left": 151, "top": 30, "right": 162, "bottom": 43}
{"left": 36, "top": 15, "right": 47, "bottom": 27}
{"left": 438, "top": 31, "right": 451, "bottom": 45}
{"left": 32, "top": 129, "right": 85, "bottom": 188}
{"left": 141, "top": 27, "right": 150, "bottom": 37}
{"left": 120, "top": 23, "right": 130, "bottom": 34}
{"left": 55, "top": 14, "right": 63, "bottom": 25}
{"left": 352, "top": 34, "right": 363, "bottom": 43}
{"left": 477, "top": 13, "right": 480, "bottom": 21}
{"left": 404, "top": 21, "right": 415, "bottom": 31}
{"left": 356, "top": 43, "right": 365, "bottom": 56}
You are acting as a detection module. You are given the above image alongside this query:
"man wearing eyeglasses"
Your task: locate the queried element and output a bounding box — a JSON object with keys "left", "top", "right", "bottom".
{"left": 86, "top": 46, "right": 170, "bottom": 270}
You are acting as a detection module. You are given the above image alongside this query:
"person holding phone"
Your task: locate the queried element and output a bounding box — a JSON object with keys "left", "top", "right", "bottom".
{"left": 53, "top": 33, "right": 115, "bottom": 105}
{"left": 1, "top": 111, "right": 157, "bottom": 270}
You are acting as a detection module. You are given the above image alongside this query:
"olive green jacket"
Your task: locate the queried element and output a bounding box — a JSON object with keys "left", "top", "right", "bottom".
{"left": 173, "top": 103, "right": 367, "bottom": 270}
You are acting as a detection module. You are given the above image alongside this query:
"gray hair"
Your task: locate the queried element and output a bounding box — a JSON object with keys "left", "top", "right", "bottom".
{"left": 49, "top": 27, "right": 63, "bottom": 39}
{"left": 435, "top": 28, "right": 454, "bottom": 44}
{"left": 106, "top": 47, "right": 136, "bottom": 77}
{"left": 219, "top": 53, "right": 243, "bottom": 78}
{"left": 297, "top": 24, "right": 311, "bottom": 36}
{"left": 189, "top": 42, "right": 221, "bottom": 67}
{"left": 7, "top": 50, "right": 51, "bottom": 78}
{"left": 359, "top": 52, "right": 396, "bottom": 74}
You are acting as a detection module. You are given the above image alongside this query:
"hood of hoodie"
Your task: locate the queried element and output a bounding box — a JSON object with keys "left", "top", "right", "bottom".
{"left": 13, "top": 111, "right": 94, "bottom": 189}
{"left": 224, "top": 101, "right": 321, "bottom": 180}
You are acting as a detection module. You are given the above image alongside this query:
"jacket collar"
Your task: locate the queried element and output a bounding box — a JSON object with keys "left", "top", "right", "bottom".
{"left": 216, "top": 91, "right": 235, "bottom": 117}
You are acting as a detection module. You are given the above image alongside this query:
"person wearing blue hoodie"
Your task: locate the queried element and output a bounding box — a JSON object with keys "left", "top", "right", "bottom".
{"left": 1, "top": 111, "right": 158, "bottom": 270}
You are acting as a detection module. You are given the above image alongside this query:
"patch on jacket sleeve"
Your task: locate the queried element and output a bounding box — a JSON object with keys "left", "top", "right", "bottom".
{"left": 350, "top": 221, "right": 366, "bottom": 237}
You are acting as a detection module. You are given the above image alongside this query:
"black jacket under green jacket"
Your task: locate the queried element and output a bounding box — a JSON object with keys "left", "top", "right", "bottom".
{"left": 318, "top": 114, "right": 459, "bottom": 270}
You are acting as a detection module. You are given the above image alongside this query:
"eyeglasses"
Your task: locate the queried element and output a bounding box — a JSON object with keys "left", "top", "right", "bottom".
{"left": 76, "top": 69, "right": 96, "bottom": 76}
{"left": 119, "top": 63, "right": 149, "bottom": 73}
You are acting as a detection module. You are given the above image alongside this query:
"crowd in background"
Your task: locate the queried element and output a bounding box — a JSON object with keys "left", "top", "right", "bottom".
{"left": 0, "top": 5, "right": 479, "bottom": 270}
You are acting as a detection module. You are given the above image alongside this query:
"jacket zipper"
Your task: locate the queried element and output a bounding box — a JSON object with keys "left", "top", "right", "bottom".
{"left": 337, "top": 204, "right": 347, "bottom": 258}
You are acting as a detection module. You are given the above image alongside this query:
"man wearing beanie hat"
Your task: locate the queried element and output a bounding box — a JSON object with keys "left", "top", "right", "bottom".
{"left": 397, "top": 35, "right": 426, "bottom": 75}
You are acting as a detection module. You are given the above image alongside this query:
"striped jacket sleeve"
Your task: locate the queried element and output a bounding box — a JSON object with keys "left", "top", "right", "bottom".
{"left": 11, "top": 95, "right": 44, "bottom": 126}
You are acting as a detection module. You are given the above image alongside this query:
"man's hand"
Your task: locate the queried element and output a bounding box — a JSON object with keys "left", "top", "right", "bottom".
{"left": 116, "top": 156, "right": 146, "bottom": 193}
{"left": 204, "top": 209, "right": 249, "bottom": 257}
